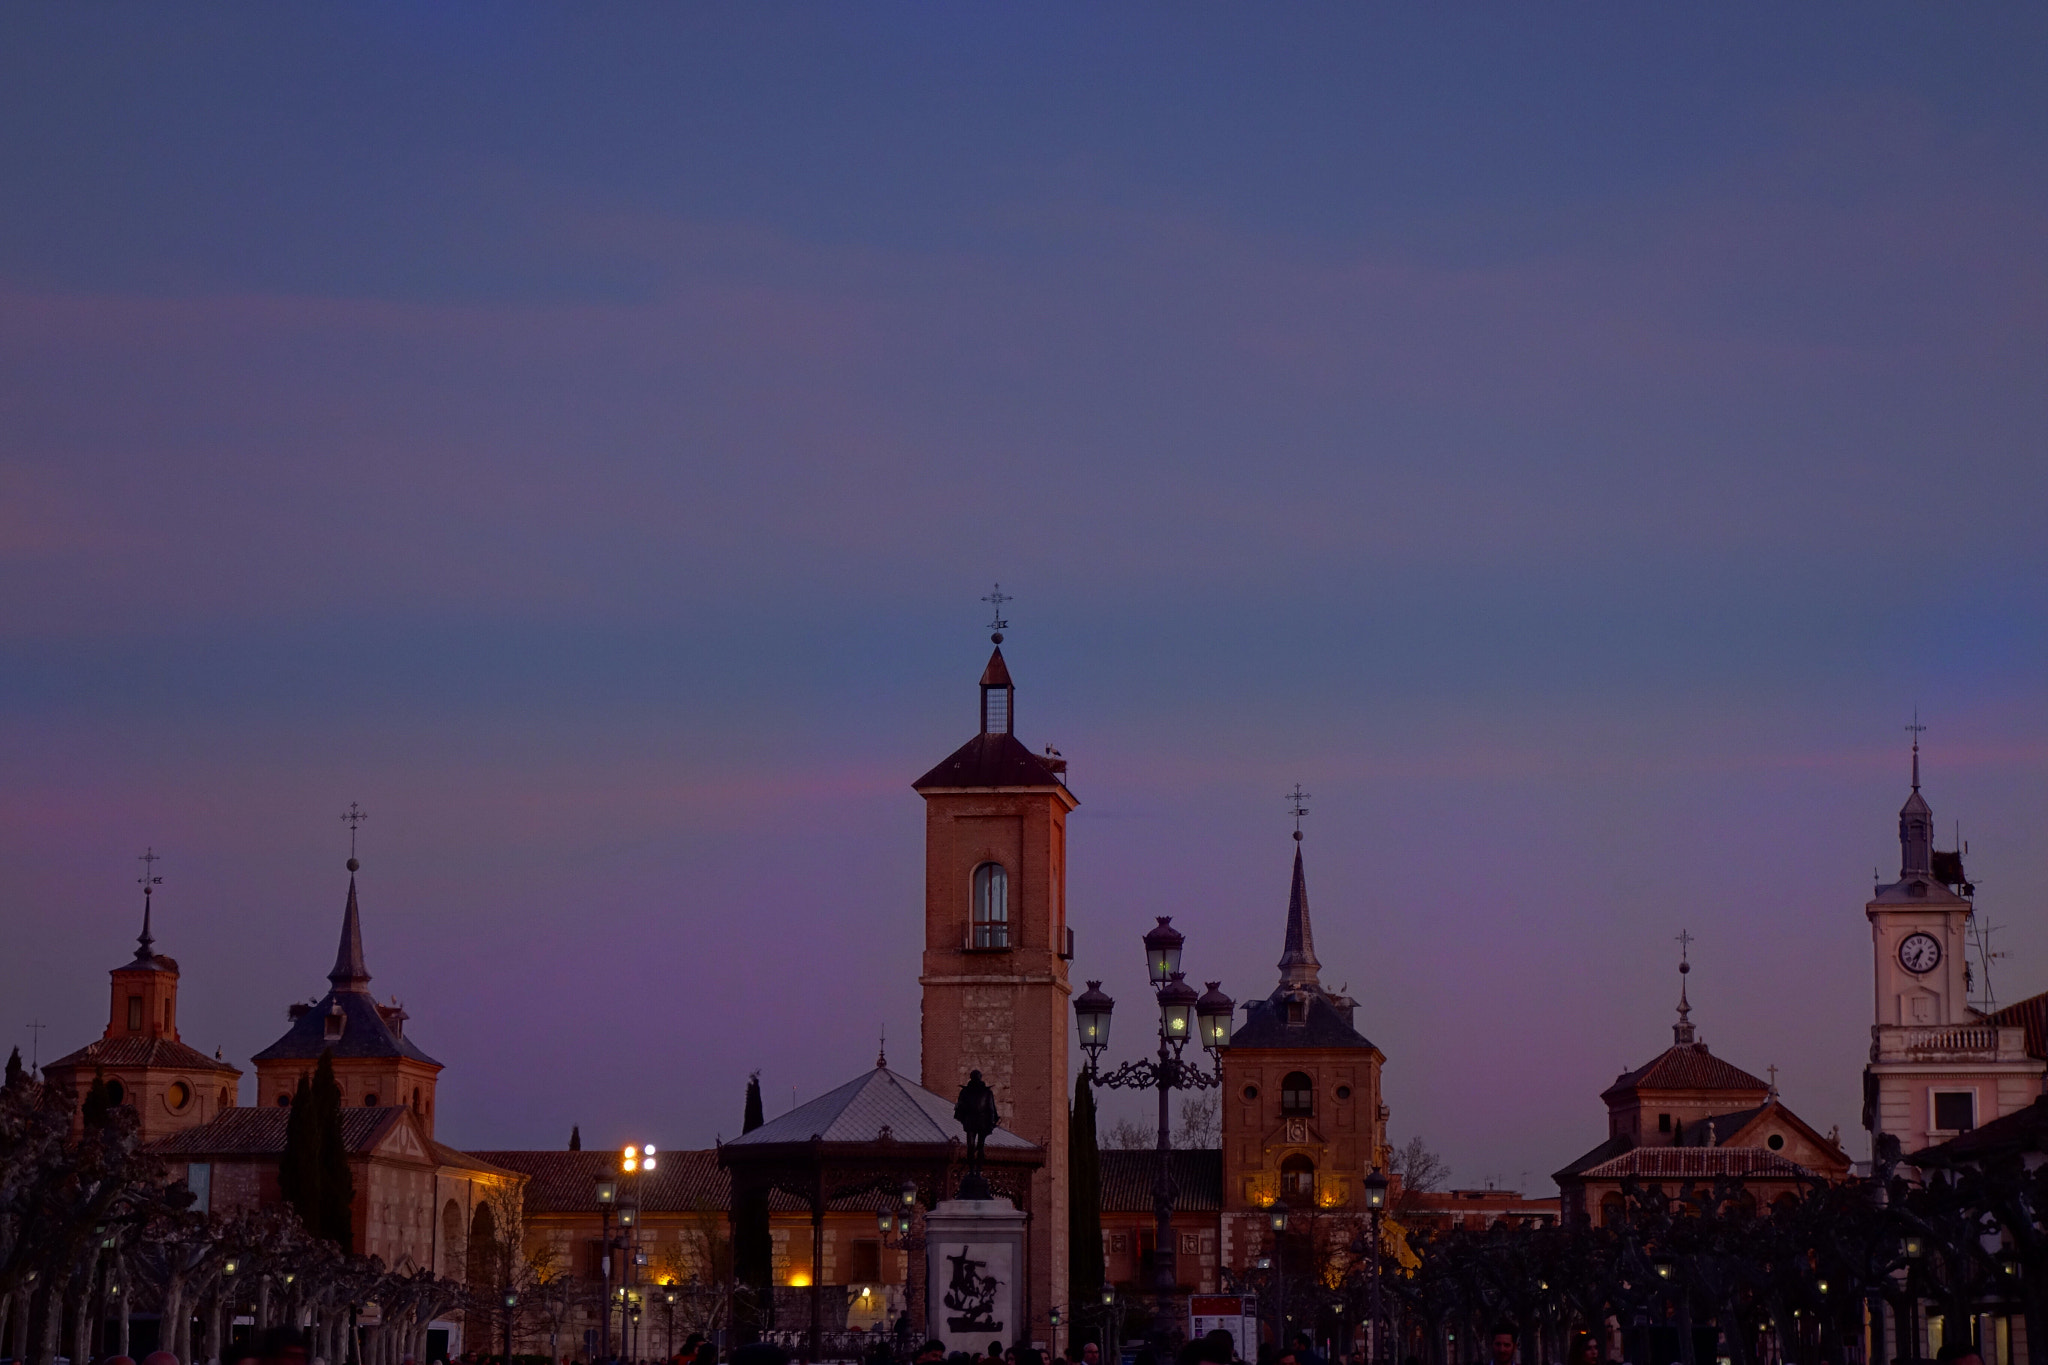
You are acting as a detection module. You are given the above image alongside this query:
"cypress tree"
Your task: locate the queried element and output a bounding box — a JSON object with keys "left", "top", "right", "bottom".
{"left": 310, "top": 1049, "right": 355, "bottom": 1248}
{"left": 1068, "top": 1073, "right": 1105, "bottom": 1339}
{"left": 733, "top": 1072, "right": 773, "bottom": 1341}
{"left": 280, "top": 1074, "right": 318, "bottom": 1230}
{"left": 568, "top": 1125, "right": 581, "bottom": 1151}
{"left": 5, "top": 1046, "right": 24, "bottom": 1089}
{"left": 83, "top": 1070, "right": 114, "bottom": 1127}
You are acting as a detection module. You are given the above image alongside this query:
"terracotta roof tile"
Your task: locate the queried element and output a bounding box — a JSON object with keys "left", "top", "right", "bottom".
{"left": 1098, "top": 1150, "right": 1221, "bottom": 1213}
{"left": 1985, "top": 992, "right": 2048, "bottom": 1061}
{"left": 472, "top": 1149, "right": 898, "bottom": 1216}
{"left": 1600, "top": 1044, "right": 1769, "bottom": 1099}
{"left": 912, "top": 733, "right": 1067, "bottom": 791}
{"left": 45, "top": 1036, "right": 241, "bottom": 1075}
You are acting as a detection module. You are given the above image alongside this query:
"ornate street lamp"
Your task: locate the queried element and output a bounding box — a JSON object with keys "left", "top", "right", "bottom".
{"left": 502, "top": 1289, "right": 519, "bottom": 1364}
{"left": 1267, "top": 1202, "right": 1291, "bottom": 1352}
{"left": 594, "top": 1178, "right": 619, "bottom": 1361}
{"left": 1076, "top": 917, "right": 1232, "bottom": 1353}
{"left": 1361, "top": 1170, "right": 1389, "bottom": 1365}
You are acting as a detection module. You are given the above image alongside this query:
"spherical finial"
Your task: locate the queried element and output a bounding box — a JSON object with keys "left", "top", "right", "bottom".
{"left": 991, "top": 631, "right": 1004, "bottom": 644}
{"left": 346, "top": 857, "right": 360, "bottom": 873}
{"left": 1293, "top": 829, "right": 1302, "bottom": 841}
{"left": 1679, "top": 959, "right": 1690, "bottom": 975}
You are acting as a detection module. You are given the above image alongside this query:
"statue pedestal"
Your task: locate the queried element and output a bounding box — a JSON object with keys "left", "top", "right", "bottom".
{"left": 924, "top": 1196, "right": 1029, "bottom": 1354}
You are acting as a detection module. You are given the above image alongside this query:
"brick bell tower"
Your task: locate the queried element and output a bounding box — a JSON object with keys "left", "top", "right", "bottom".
{"left": 913, "top": 621, "right": 1075, "bottom": 1345}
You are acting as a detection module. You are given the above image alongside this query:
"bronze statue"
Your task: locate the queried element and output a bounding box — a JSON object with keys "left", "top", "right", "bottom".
{"left": 954, "top": 1069, "right": 1000, "bottom": 1173}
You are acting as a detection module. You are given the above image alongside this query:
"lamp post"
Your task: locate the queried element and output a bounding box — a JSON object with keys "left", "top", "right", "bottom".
{"left": 877, "top": 1180, "right": 926, "bottom": 1347}
{"left": 1266, "top": 1204, "right": 1290, "bottom": 1354}
{"left": 1361, "top": 1170, "right": 1388, "bottom": 1365}
{"left": 620, "top": 1205, "right": 640, "bottom": 1363}
{"left": 503, "top": 1290, "right": 519, "bottom": 1365}
{"left": 1075, "top": 917, "right": 1234, "bottom": 1353}
{"left": 597, "top": 1179, "right": 620, "bottom": 1362}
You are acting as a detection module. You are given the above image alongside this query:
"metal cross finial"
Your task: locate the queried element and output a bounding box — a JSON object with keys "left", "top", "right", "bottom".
{"left": 1675, "top": 928, "right": 1695, "bottom": 962}
{"left": 1906, "top": 710, "right": 1926, "bottom": 789}
{"left": 341, "top": 803, "right": 369, "bottom": 858}
{"left": 1767, "top": 1064, "right": 1779, "bottom": 1095}
{"left": 137, "top": 847, "right": 163, "bottom": 894}
{"left": 981, "top": 584, "right": 1011, "bottom": 638}
{"left": 1286, "top": 784, "right": 1311, "bottom": 837}
{"left": 26, "top": 1020, "right": 47, "bottom": 1074}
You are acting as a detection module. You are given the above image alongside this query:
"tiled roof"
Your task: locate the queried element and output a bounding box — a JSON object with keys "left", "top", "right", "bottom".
{"left": 1676, "top": 1107, "right": 1768, "bottom": 1147}
{"left": 1574, "top": 1148, "right": 1814, "bottom": 1181}
{"left": 723, "top": 1066, "right": 1036, "bottom": 1151}
{"left": 473, "top": 1149, "right": 897, "bottom": 1216}
{"left": 1985, "top": 992, "right": 2048, "bottom": 1061}
{"left": 148, "top": 1106, "right": 401, "bottom": 1157}
{"left": 45, "top": 1036, "right": 241, "bottom": 1075}
{"left": 912, "top": 733, "right": 1068, "bottom": 791}
{"left": 251, "top": 989, "right": 440, "bottom": 1067}
{"left": 1098, "top": 1150, "right": 1221, "bottom": 1213}
{"left": 1552, "top": 1134, "right": 1634, "bottom": 1182}
{"left": 148, "top": 1108, "right": 515, "bottom": 1176}
{"left": 1229, "top": 992, "right": 1376, "bottom": 1052}
{"left": 1601, "top": 1044, "right": 1769, "bottom": 1099}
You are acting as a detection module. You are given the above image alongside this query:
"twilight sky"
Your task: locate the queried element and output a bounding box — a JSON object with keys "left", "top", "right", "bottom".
{"left": 4, "top": 6, "right": 2046, "bottom": 1191}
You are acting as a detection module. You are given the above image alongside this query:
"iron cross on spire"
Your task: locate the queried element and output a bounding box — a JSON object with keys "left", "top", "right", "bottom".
{"left": 1906, "top": 710, "right": 1927, "bottom": 789}
{"left": 982, "top": 584, "right": 1011, "bottom": 643}
{"left": 137, "top": 846, "right": 163, "bottom": 894}
{"left": 1286, "top": 784, "right": 1311, "bottom": 841}
{"left": 342, "top": 803, "right": 368, "bottom": 866}
{"left": 1676, "top": 928, "right": 1695, "bottom": 962}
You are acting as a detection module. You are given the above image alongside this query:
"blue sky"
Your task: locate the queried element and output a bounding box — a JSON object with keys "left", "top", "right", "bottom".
{"left": 3, "top": 5, "right": 2045, "bottom": 1187}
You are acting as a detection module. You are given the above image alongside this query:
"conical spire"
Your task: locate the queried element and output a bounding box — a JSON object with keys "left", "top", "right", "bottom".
{"left": 136, "top": 889, "right": 156, "bottom": 962}
{"left": 1277, "top": 844, "right": 1322, "bottom": 988}
{"left": 1899, "top": 719, "right": 1933, "bottom": 877}
{"left": 329, "top": 864, "right": 371, "bottom": 992}
{"left": 1673, "top": 931, "right": 1697, "bottom": 1045}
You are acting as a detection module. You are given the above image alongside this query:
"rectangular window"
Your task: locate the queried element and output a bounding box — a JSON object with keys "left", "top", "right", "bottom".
{"left": 186, "top": 1163, "right": 212, "bottom": 1214}
{"left": 847, "top": 1240, "right": 881, "bottom": 1283}
{"left": 1933, "top": 1090, "right": 1976, "bottom": 1133}
{"left": 127, "top": 996, "right": 144, "bottom": 1031}
{"left": 1658, "top": 1113, "right": 1672, "bottom": 1133}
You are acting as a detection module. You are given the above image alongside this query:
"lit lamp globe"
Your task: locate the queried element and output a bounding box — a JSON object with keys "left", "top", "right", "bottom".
{"left": 1143, "top": 917, "right": 1185, "bottom": 985}
{"left": 1196, "top": 981, "right": 1235, "bottom": 1051}
{"left": 1363, "top": 1168, "right": 1389, "bottom": 1212}
{"left": 1157, "top": 972, "right": 1199, "bottom": 1044}
{"left": 1269, "top": 1201, "right": 1290, "bottom": 1234}
{"left": 1074, "top": 981, "right": 1116, "bottom": 1057}
{"left": 596, "top": 1178, "right": 618, "bottom": 1205}
{"left": 619, "top": 1204, "right": 638, "bottom": 1230}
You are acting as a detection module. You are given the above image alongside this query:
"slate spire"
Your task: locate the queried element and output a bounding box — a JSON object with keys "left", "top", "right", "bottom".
{"left": 329, "top": 862, "right": 371, "bottom": 993}
{"left": 1277, "top": 844, "right": 1321, "bottom": 989}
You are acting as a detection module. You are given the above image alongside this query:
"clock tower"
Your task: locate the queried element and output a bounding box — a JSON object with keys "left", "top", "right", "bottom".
{"left": 1864, "top": 734, "right": 2040, "bottom": 1158}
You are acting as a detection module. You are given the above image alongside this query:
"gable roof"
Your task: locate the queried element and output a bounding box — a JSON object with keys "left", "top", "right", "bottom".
{"left": 1099, "top": 1150, "right": 1221, "bottom": 1213}
{"left": 44, "top": 1035, "right": 241, "bottom": 1077}
{"left": 1601, "top": 1043, "right": 1769, "bottom": 1100}
{"left": 148, "top": 1106, "right": 514, "bottom": 1175}
{"left": 912, "top": 732, "right": 1071, "bottom": 792}
{"left": 723, "top": 1065, "right": 1037, "bottom": 1151}
{"left": 1673, "top": 1099, "right": 1851, "bottom": 1167}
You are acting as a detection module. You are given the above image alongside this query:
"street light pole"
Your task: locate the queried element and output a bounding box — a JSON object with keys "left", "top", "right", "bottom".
{"left": 1074, "top": 919, "right": 1235, "bottom": 1355}
{"left": 1363, "top": 1170, "right": 1388, "bottom": 1365}
{"left": 1267, "top": 1204, "right": 1289, "bottom": 1355}
{"left": 596, "top": 1180, "right": 619, "bottom": 1363}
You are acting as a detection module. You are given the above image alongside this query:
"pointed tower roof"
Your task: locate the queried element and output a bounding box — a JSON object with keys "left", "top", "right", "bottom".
{"left": 979, "top": 647, "right": 1013, "bottom": 689}
{"left": 330, "top": 864, "right": 371, "bottom": 992}
{"left": 1277, "top": 845, "right": 1321, "bottom": 989}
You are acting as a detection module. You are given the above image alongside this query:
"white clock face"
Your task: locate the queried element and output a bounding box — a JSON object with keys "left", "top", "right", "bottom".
{"left": 1898, "top": 932, "right": 1942, "bottom": 975}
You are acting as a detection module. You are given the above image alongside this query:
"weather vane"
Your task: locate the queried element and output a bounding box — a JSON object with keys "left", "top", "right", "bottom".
{"left": 1286, "top": 784, "right": 1311, "bottom": 841}
{"left": 982, "top": 583, "right": 1011, "bottom": 643}
{"left": 342, "top": 802, "right": 368, "bottom": 869}
{"left": 137, "top": 846, "right": 163, "bottom": 895}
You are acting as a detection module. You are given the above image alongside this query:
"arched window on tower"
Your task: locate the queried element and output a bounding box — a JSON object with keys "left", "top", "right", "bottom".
{"left": 1280, "top": 1154, "right": 1316, "bottom": 1201}
{"left": 972, "top": 863, "right": 1010, "bottom": 949}
{"left": 1281, "top": 1071, "right": 1315, "bottom": 1117}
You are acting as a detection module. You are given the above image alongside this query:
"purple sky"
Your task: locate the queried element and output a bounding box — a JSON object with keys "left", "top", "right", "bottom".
{"left": 4, "top": 6, "right": 2046, "bottom": 1191}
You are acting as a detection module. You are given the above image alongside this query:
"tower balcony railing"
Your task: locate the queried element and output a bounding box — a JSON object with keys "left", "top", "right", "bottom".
{"left": 1872, "top": 1024, "right": 2028, "bottom": 1062}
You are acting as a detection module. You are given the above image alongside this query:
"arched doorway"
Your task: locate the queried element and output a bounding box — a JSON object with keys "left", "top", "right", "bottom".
{"left": 467, "top": 1201, "right": 498, "bottom": 1288}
